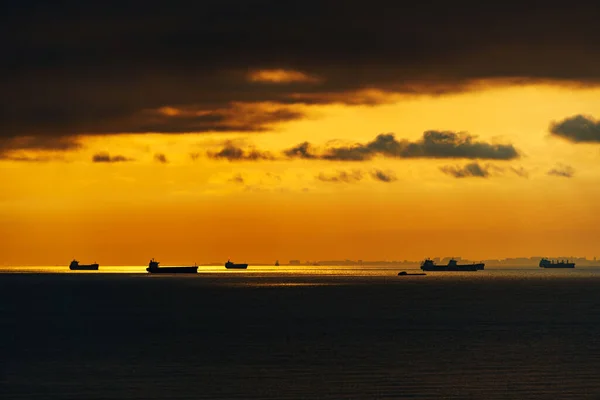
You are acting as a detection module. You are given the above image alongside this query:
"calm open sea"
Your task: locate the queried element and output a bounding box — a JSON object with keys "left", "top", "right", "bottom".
{"left": 2, "top": 265, "right": 600, "bottom": 399}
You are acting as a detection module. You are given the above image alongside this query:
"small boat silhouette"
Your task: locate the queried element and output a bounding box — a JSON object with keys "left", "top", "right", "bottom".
{"left": 398, "top": 271, "right": 426, "bottom": 276}
{"left": 225, "top": 259, "right": 248, "bottom": 269}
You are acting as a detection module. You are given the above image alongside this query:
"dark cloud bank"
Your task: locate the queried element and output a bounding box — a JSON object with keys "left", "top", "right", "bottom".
{"left": 2, "top": 1, "right": 600, "bottom": 154}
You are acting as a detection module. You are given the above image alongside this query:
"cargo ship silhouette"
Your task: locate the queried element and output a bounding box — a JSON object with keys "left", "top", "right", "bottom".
{"left": 539, "top": 258, "right": 575, "bottom": 268}
{"left": 420, "top": 258, "right": 484, "bottom": 271}
{"left": 225, "top": 259, "right": 248, "bottom": 269}
{"left": 146, "top": 258, "right": 198, "bottom": 274}
{"left": 69, "top": 259, "right": 99, "bottom": 270}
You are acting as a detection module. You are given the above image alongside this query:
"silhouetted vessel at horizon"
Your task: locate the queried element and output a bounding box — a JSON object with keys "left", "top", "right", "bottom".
{"left": 420, "top": 258, "right": 484, "bottom": 272}
{"left": 398, "top": 271, "right": 427, "bottom": 276}
{"left": 539, "top": 258, "right": 575, "bottom": 268}
{"left": 225, "top": 259, "right": 248, "bottom": 269}
{"left": 146, "top": 258, "right": 198, "bottom": 274}
{"left": 69, "top": 259, "right": 99, "bottom": 270}
{"left": 275, "top": 260, "right": 279, "bottom": 266}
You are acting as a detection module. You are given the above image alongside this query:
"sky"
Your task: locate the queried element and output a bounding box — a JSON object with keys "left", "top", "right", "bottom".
{"left": 2, "top": 1, "right": 600, "bottom": 265}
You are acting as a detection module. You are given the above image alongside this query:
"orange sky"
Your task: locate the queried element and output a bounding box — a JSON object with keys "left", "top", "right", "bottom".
{"left": 2, "top": 83, "right": 600, "bottom": 265}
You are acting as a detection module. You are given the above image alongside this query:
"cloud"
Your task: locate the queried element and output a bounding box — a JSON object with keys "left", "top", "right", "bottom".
{"left": 370, "top": 169, "right": 398, "bottom": 182}
{"left": 0, "top": 136, "right": 81, "bottom": 152}
{"left": 0, "top": 136, "right": 81, "bottom": 160}
{"left": 547, "top": 163, "right": 575, "bottom": 178}
{"left": 441, "top": 163, "right": 529, "bottom": 178}
{"left": 0, "top": 102, "right": 305, "bottom": 155}
{"left": 283, "top": 142, "right": 318, "bottom": 159}
{"left": 317, "top": 170, "right": 363, "bottom": 183}
{"left": 550, "top": 115, "right": 600, "bottom": 143}
{"left": 92, "top": 152, "right": 134, "bottom": 163}
{"left": 1, "top": 104, "right": 305, "bottom": 138}
{"left": 509, "top": 166, "right": 529, "bottom": 178}
{"left": 2, "top": 1, "right": 600, "bottom": 143}
{"left": 154, "top": 153, "right": 168, "bottom": 163}
{"left": 440, "top": 162, "right": 492, "bottom": 178}
{"left": 285, "top": 132, "right": 519, "bottom": 161}
{"left": 207, "top": 142, "right": 275, "bottom": 161}
{"left": 228, "top": 173, "right": 245, "bottom": 184}
{"left": 265, "top": 172, "right": 282, "bottom": 181}
{"left": 0, "top": 155, "right": 64, "bottom": 162}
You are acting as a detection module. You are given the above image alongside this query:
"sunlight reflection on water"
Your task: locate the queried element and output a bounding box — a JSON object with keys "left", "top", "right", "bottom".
{"left": 2, "top": 265, "right": 600, "bottom": 280}
{"left": 231, "top": 282, "right": 341, "bottom": 287}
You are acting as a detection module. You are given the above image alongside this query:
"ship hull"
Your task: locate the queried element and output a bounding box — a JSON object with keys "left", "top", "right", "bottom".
{"left": 70, "top": 264, "right": 99, "bottom": 270}
{"left": 421, "top": 263, "right": 483, "bottom": 272}
{"left": 147, "top": 266, "right": 198, "bottom": 274}
{"left": 225, "top": 264, "right": 248, "bottom": 269}
{"left": 540, "top": 264, "right": 575, "bottom": 269}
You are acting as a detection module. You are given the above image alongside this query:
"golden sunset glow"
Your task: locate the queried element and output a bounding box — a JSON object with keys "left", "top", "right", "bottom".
{"left": 2, "top": 82, "right": 600, "bottom": 265}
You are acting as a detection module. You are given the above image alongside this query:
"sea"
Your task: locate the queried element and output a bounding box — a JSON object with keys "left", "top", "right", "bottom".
{"left": 2, "top": 265, "right": 600, "bottom": 399}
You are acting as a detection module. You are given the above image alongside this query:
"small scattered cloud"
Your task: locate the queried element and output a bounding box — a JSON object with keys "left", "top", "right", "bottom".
{"left": 265, "top": 172, "right": 282, "bottom": 181}
{"left": 284, "top": 131, "right": 519, "bottom": 161}
{"left": 440, "top": 162, "right": 492, "bottom": 178}
{"left": 509, "top": 166, "right": 529, "bottom": 178}
{"left": 154, "top": 153, "right": 168, "bottom": 163}
{"left": 370, "top": 169, "right": 398, "bottom": 182}
{"left": 283, "top": 142, "right": 318, "bottom": 159}
{"left": 243, "top": 185, "right": 270, "bottom": 193}
{"left": 550, "top": 115, "right": 600, "bottom": 143}
{"left": 228, "top": 173, "right": 245, "bottom": 184}
{"left": 92, "top": 152, "right": 134, "bottom": 163}
{"left": 547, "top": 163, "right": 575, "bottom": 178}
{"left": 316, "top": 170, "right": 363, "bottom": 183}
{"left": 207, "top": 142, "right": 275, "bottom": 161}
{"left": 441, "top": 164, "right": 529, "bottom": 179}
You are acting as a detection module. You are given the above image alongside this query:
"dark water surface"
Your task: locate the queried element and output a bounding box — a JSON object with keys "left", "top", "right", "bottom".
{"left": 2, "top": 267, "right": 600, "bottom": 399}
